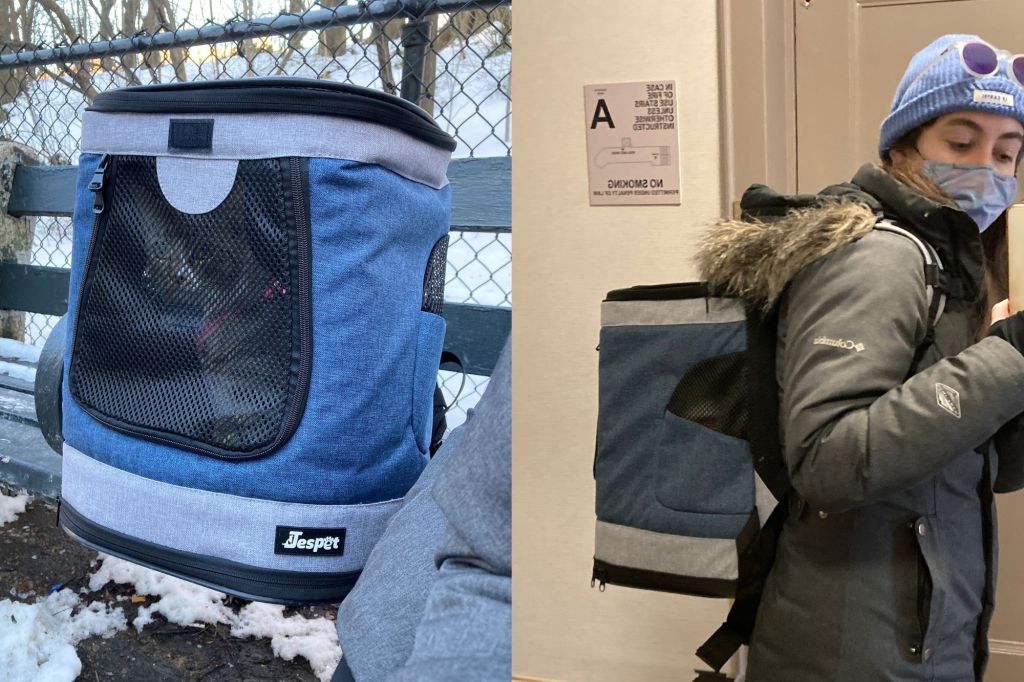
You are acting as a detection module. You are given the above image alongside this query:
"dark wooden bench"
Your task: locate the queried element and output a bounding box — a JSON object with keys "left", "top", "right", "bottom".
{"left": 0, "top": 155, "right": 510, "bottom": 499}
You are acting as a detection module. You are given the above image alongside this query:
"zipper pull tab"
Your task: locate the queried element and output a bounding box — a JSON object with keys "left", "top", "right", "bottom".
{"left": 591, "top": 566, "right": 607, "bottom": 592}
{"left": 90, "top": 154, "right": 109, "bottom": 214}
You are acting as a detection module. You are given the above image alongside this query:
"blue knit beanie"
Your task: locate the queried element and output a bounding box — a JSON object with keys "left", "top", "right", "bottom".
{"left": 879, "top": 34, "right": 1024, "bottom": 159}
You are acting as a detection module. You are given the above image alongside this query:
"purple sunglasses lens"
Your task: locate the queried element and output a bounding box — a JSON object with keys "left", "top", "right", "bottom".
{"left": 1013, "top": 56, "right": 1024, "bottom": 85}
{"left": 962, "top": 42, "right": 999, "bottom": 75}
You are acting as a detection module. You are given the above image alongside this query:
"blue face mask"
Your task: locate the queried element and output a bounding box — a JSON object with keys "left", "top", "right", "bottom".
{"left": 921, "top": 161, "right": 1018, "bottom": 232}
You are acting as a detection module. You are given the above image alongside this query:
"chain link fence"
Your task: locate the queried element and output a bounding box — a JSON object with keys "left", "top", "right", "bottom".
{"left": 0, "top": 0, "right": 510, "bottom": 426}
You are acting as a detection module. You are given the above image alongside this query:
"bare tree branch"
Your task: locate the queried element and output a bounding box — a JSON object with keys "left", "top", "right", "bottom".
{"left": 33, "top": 0, "right": 97, "bottom": 102}
{"left": 318, "top": 0, "right": 347, "bottom": 57}
{"left": 369, "top": 19, "right": 401, "bottom": 95}
{"left": 34, "top": 0, "right": 80, "bottom": 43}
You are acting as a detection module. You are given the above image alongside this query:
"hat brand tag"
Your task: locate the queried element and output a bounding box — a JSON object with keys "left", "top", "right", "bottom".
{"left": 973, "top": 90, "right": 1015, "bottom": 107}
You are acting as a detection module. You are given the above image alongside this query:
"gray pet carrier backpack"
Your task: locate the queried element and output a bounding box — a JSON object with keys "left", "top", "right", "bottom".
{"left": 591, "top": 213, "right": 946, "bottom": 677}
{"left": 58, "top": 78, "right": 456, "bottom": 604}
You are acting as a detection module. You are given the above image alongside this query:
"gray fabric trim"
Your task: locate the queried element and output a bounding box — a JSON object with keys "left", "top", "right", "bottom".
{"left": 601, "top": 297, "right": 745, "bottom": 327}
{"left": 593, "top": 520, "right": 738, "bottom": 580}
{"left": 754, "top": 474, "right": 779, "bottom": 529}
{"left": 81, "top": 111, "right": 451, "bottom": 189}
{"left": 60, "top": 444, "right": 402, "bottom": 573}
{"left": 156, "top": 157, "right": 238, "bottom": 214}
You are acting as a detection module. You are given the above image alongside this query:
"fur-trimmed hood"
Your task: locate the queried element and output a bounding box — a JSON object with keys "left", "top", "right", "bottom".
{"left": 695, "top": 163, "right": 986, "bottom": 314}
{"left": 695, "top": 198, "right": 877, "bottom": 314}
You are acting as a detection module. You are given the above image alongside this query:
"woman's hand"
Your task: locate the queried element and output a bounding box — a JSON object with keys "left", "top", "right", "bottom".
{"left": 993, "top": 298, "right": 1011, "bottom": 324}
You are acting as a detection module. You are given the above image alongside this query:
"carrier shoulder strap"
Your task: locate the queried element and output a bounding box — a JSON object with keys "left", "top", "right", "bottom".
{"left": 693, "top": 216, "right": 947, "bottom": 680}
{"left": 873, "top": 217, "right": 946, "bottom": 333}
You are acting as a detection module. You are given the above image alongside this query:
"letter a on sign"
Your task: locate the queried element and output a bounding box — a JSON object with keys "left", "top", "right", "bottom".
{"left": 590, "top": 99, "right": 615, "bottom": 129}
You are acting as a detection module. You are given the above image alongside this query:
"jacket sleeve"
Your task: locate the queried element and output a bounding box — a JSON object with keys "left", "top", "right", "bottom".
{"left": 779, "top": 230, "right": 1024, "bottom": 512}
{"left": 386, "top": 341, "right": 511, "bottom": 681}
{"left": 994, "top": 414, "right": 1024, "bottom": 492}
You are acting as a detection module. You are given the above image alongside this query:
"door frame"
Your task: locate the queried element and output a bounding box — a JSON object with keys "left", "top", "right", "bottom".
{"left": 718, "top": 0, "right": 797, "bottom": 216}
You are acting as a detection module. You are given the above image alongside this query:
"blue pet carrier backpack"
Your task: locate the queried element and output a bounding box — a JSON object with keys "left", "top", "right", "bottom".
{"left": 58, "top": 78, "right": 455, "bottom": 604}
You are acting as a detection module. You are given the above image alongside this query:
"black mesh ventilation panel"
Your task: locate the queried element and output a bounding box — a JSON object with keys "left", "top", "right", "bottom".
{"left": 422, "top": 235, "right": 449, "bottom": 315}
{"left": 68, "top": 155, "right": 307, "bottom": 457}
{"left": 666, "top": 352, "right": 749, "bottom": 440}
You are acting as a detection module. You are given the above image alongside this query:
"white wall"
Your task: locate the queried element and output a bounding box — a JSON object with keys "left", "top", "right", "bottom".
{"left": 512, "top": 1, "right": 730, "bottom": 679}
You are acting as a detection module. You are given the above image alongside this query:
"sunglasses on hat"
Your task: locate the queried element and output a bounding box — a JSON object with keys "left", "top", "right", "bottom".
{"left": 905, "top": 40, "right": 1024, "bottom": 92}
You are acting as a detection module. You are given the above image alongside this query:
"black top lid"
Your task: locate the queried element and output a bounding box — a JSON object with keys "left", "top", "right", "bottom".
{"left": 88, "top": 77, "right": 456, "bottom": 152}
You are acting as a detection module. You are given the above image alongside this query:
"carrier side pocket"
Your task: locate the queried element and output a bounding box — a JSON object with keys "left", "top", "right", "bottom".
{"left": 412, "top": 311, "right": 447, "bottom": 455}
{"left": 655, "top": 352, "right": 754, "bottom": 517}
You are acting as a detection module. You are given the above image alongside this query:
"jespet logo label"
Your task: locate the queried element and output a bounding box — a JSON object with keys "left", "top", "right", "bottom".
{"left": 274, "top": 526, "right": 346, "bottom": 556}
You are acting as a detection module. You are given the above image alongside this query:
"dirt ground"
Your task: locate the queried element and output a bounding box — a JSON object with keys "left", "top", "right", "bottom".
{"left": 0, "top": 492, "right": 335, "bottom": 682}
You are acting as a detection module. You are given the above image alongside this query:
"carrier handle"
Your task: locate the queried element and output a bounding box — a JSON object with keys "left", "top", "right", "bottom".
{"left": 429, "top": 352, "right": 467, "bottom": 457}
{"left": 438, "top": 351, "right": 467, "bottom": 414}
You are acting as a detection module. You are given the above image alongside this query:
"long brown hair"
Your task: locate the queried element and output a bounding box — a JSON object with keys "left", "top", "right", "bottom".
{"left": 881, "top": 124, "right": 1009, "bottom": 340}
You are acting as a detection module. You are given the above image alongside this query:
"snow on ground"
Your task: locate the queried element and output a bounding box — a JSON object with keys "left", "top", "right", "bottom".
{"left": 0, "top": 551, "right": 341, "bottom": 682}
{"left": 0, "top": 589, "right": 128, "bottom": 682}
{"left": 0, "top": 489, "right": 31, "bottom": 525}
{"left": 0, "top": 360, "right": 37, "bottom": 385}
{"left": 230, "top": 601, "right": 342, "bottom": 681}
{"left": 88, "top": 555, "right": 342, "bottom": 681}
{"left": 1, "top": 490, "right": 340, "bottom": 682}
{"left": 0, "top": 338, "right": 42, "bottom": 364}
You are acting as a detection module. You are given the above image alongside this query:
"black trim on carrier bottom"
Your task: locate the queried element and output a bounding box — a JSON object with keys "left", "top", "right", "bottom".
{"left": 59, "top": 500, "right": 360, "bottom": 605}
{"left": 88, "top": 77, "right": 457, "bottom": 152}
{"left": 604, "top": 281, "right": 709, "bottom": 302}
{"left": 591, "top": 558, "right": 736, "bottom": 599}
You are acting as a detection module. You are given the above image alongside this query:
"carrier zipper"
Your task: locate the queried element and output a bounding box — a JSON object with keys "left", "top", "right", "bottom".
{"left": 87, "top": 79, "right": 456, "bottom": 151}
{"left": 591, "top": 564, "right": 607, "bottom": 592}
{"left": 81, "top": 154, "right": 110, "bottom": 325}
{"left": 69, "top": 154, "right": 112, "bottom": 400}
{"left": 284, "top": 156, "right": 313, "bottom": 447}
{"left": 89, "top": 154, "right": 110, "bottom": 214}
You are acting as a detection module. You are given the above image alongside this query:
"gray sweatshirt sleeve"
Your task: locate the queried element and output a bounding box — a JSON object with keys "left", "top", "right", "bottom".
{"left": 779, "top": 230, "right": 1024, "bottom": 512}
{"left": 385, "top": 340, "right": 511, "bottom": 682}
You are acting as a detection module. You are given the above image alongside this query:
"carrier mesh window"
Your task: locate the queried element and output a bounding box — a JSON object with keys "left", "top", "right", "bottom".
{"left": 666, "top": 352, "right": 749, "bottom": 440}
{"left": 69, "top": 155, "right": 307, "bottom": 457}
{"left": 422, "top": 235, "right": 448, "bottom": 315}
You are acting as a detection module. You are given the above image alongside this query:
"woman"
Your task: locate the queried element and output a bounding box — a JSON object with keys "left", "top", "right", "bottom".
{"left": 697, "top": 34, "right": 1024, "bottom": 680}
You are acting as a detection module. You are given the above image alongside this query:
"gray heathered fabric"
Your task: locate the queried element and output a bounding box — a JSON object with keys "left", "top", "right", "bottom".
{"left": 81, "top": 111, "right": 451, "bottom": 189}
{"left": 386, "top": 337, "right": 511, "bottom": 681}
{"left": 754, "top": 474, "right": 778, "bottom": 529}
{"left": 336, "top": 340, "right": 511, "bottom": 682}
{"left": 61, "top": 444, "right": 401, "bottom": 573}
{"left": 601, "top": 297, "right": 744, "bottom": 327}
{"left": 594, "top": 520, "right": 738, "bottom": 580}
{"left": 155, "top": 156, "right": 238, "bottom": 214}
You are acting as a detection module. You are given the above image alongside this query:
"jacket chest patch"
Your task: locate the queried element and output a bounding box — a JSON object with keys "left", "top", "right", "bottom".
{"left": 935, "top": 383, "right": 962, "bottom": 419}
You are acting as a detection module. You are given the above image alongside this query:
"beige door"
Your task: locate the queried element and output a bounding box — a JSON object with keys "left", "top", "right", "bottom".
{"left": 724, "top": 0, "right": 1024, "bottom": 676}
